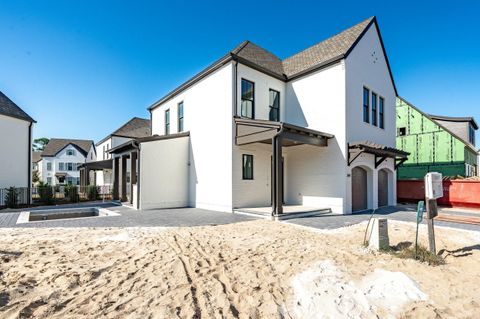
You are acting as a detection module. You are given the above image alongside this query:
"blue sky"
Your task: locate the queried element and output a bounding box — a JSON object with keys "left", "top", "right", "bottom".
{"left": 1, "top": 0, "right": 479, "bottom": 143}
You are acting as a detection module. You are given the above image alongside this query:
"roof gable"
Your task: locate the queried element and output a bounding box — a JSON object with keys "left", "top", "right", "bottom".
{"left": 0, "top": 91, "right": 35, "bottom": 123}
{"left": 41, "top": 138, "right": 94, "bottom": 157}
{"left": 96, "top": 117, "right": 151, "bottom": 145}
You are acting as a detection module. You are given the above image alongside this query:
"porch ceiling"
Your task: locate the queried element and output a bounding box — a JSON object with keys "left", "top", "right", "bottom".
{"left": 234, "top": 117, "right": 334, "bottom": 147}
{"left": 78, "top": 159, "right": 113, "bottom": 171}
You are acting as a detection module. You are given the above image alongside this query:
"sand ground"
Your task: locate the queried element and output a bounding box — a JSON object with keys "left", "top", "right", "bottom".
{"left": 0, "top": 220, "right": 478, "bottom": 318}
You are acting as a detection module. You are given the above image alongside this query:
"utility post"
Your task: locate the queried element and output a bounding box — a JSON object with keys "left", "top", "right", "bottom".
{"left": 424, "top": 172, "right": 443, "bottom": 254}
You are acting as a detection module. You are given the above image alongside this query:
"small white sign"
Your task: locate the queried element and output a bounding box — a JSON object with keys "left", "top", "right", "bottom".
{"left": 424, "top": 172, "right": 443, "bottom": 199}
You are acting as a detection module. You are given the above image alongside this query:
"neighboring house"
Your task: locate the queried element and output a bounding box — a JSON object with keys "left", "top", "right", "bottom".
{"left": 79, "top": 117, "right": 151, "bottom": 187}
{"left": 396, "top": 97, "right": 479, "bottom": 178}
{"left": 0, "top": 91, "right": 35, "bottom": 193}
{"left": 40, "top": 139, "right": 95, "bottom": 186}
{"left": 32, "top": 151, "right": 42, "bottom": 184}
{"left": 109, "top": 16, "right": 407, "bottom": 215}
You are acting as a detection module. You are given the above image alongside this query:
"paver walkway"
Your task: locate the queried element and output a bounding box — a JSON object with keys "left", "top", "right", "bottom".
{"left": 0, "top": 202, "right": 479, "bottom": 232}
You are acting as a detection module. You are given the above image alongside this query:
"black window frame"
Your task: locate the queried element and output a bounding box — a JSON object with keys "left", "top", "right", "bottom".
{"left": 371, "top": 92, "right": 378, "bottom": 126}
{"left": 241, "top": 79, "right": 255, "bottom": 119}
{"left": 269, "top": 89, "right": 280, "bottom": 122}
{"left": 363, "top": 87, "right": 370, "bottom": 123}
{"left": 398, "top": 127, "right": 406, "bottom": 136}
{"left": 178, "top": 101, "right": 184, "bottom": 133}
{"left": 165, "top": 109, "right": 170, "bottom": 135}
{"left": 242, "top": 154, "right": 254, "bottom": 180}
{"left": 379, "top": 96, "right": 385, "bottom": 129}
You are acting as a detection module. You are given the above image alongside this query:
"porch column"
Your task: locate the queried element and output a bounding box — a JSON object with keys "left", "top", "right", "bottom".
{"left": 113, "top": 157, "right": 120, "bottom": 200}
{"left": 120, "top": 155, "right": 127, "bottom": 202}
{"left": 130, "top": 151, "right": 137, "bottom": 204}
{"left": 272, "top": 136, "right": 284, "bottom": 215}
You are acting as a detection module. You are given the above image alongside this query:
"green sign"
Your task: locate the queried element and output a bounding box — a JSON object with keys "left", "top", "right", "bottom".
{"left": 416, "top": 201, "right": 425, "bottom": 224}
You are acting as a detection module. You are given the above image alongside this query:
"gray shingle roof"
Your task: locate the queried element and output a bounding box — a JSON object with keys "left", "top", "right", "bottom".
{"left": 96, "top": 117, "right": 151, "bottom": 145}
{"left": 41, "top": 138, "right": 94, "bottom": 157}
{"left": 282, "top": 17, "right": 374, "bottom": 77}
{"left": 0, "top": 91, "right": 35, "bottom": 122}
{"left": 112, "top": 117, "right": 151, "bottom": 138}
{"left": 428, "top": 114, "right": 478, "bottom": 130}
{"left": 32, "top": 151, "right": 42, "bottom": 163}
{"left": 150, "top": 16, "right": 392, "bottom": 110}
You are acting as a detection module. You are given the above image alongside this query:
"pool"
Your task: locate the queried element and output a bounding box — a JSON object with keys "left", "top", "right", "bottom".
{"left": 16, "top": 207, "right": 120, "bottom": 224}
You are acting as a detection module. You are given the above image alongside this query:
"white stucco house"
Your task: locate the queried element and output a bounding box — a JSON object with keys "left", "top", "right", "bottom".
{"left": 0, "top": 91, "right": 35, "bottom": 194}
{"left": 79, "top": 117, "right": 151, "bottom": 187}
{"left": 109, "top": 16, "right": 408, "bottom": 216}
{"left": 39, "top": 139, "right": 95, "bottom": 186}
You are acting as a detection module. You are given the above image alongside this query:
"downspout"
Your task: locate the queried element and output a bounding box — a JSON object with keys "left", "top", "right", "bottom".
{"left": 136, "top": 141, "right": 141, "bottom": 210}
{"left": 232, "top": 58, "right": 238, "bottom": 213}
{"left": 27, "top": 122, "right": 33, "bottom": 204}
{"left": 271, "top": 125, "right": 285, "bottom": 216}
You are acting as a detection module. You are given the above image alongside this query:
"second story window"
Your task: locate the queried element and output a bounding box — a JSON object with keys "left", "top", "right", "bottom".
{"left": 363, "top": 87, "right": 370, "bottom": 123}
{"left": 178, "top": 102, "right": 184, "bottom": 132}
{"left": 469, "top": 124, "right": 475, "bottom": 145}
{"left": 269, "top": 89, "right": 280, "bottom": 122}
{"left": 371, "top": 92, "right": 377, "bottom": 126}
{"left": 241, "top": 79, "right": 254, "bottom": 119}
{"left": 379, "top": 97, "right": 385, "bottom": 129}
{"left": 165, "top": 109, "right": 170, "bottom": 135}
{"left": 59, "top": 162, "right": 64, "bottom": 171}
{"left": 67, "top": 162, "right": 73, "bottom": 171}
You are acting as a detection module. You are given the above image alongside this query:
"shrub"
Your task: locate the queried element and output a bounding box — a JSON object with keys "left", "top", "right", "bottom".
{"left": 38, "top": 183, "right": 54, "bottom": 205}
{"left": 5, "top": 187, "right": 18, "bottom": 208}
{"left": 87, "top": 185, "right": 98, "bottom": 201}
{"left": 65, "top": 185, "right": 79, "bottom": 203}
{"left": 388, "top": 242, "right": 445, "bottom": 266}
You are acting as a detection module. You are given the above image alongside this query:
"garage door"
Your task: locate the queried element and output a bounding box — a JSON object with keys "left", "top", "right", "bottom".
{"left": 378, "top": 169, "right": 389, "bottom": 207}
{"left": 352, "top": 167, "right": 368, "bottom": 212}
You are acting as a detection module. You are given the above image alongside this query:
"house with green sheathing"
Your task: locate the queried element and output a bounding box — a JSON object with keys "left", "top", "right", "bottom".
{"left": 396, "top": 97, "right": 479, "bottom": 179}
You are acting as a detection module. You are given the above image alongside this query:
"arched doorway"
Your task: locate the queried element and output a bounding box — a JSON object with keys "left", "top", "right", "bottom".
{"left": 352, "top": 166, "right": 368, "bottom": 212}
{"left": 378, "top": 168, "right": 389, "bottom": 207}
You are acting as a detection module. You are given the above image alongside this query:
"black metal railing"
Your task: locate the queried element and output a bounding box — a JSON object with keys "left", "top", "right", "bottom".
{"left": 0, "top": 185, "right": 114, "bottom": 209}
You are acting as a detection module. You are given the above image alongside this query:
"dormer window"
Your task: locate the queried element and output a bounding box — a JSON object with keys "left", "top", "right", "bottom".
{"left": 469, "top": 124, "right": 475, "bottom": 145}
{"left": 67, "top": 149, "right": 75, "bottom": 156}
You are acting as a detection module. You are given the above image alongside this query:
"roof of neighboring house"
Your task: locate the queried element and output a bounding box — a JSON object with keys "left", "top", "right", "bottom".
{"left": 428, "top": 114, "right": 478, "bottom": 130}
{"left": 32, "top": 151, "right": 43, "bottom": 163}
{"left": 398, "top": 97, "right": 478, "bottom": 153}
{"left": 96, "top": 117, "right": 151, "bottom": 146}
{"left": 41, "top": 138, "right": 94, "bottom": 157}
{"left": 0, "top": 91, "right": 36, "bottom": 123}
{"left": 150, "top": 16, "right": 395, "bottom": 110}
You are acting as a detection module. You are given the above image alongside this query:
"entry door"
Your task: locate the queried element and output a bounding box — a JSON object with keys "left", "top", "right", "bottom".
{"left": 378, "top": 169, "right": 389, "bottom": 207}
{"left": 352, "top": 167, "right": 368, "bottom": 212}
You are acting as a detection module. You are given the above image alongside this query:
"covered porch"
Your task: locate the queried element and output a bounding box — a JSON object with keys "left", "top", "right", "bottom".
{"left": 234, "top": 117, "right": 334, "bottom": 218}
{"left": 108, "top": 140, "right": 140, "bottom": 206}
{"left": 79, "top": 159, "right": 113, "bottom": 187}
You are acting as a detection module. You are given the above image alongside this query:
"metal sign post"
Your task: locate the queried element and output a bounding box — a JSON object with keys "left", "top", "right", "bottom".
{"left": 424, "top": 172, "right": 443, "bottom": 255}
{"left": 415, "top": 201, "right": 425, "bottom": 259}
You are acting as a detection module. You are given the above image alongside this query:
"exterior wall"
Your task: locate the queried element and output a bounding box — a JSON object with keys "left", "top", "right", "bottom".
{"left": 40, "top": 145, "right": 88, "bottom": 185}
{"left": 433, "top": 119, "right": 471, "bottom": 146}
{"left": 285, "top": 62, "right": 348, "bottom": 214}
{"left": 151, "top": 63, "right": 233, "bottom": 211}
{"left": 0, "top": 114, "right": 31, "bottom": 188}
{"left": 236, "top": 64, "right": 286, "bottom": 120}
{"left": 139, "top": 136, "right": 189, "bottom": 209}
{"left": 345, "top": 23, "right": 396, "bottom": 147}
{"left": 396, "top": 98, "right": 477, "bottom": 178}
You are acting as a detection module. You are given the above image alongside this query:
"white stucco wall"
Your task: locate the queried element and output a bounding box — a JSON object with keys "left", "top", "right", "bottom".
{"left": 0, "top": 114, "right": 31, "bottom": 188}
{"left": 236, "top": 64, "right": 286, "bottom": 121}
{"left": 139, "top": 136, "right": 189, "bottom": 210}
{"left": 284, "top": 62, "right": 348, "bottom": 214}
{"left": 344, "top": 23, "right": 397, "bottom": 213}
{"left": 151, "top": 63, "right": 233, "bottom": 211}
{"left": 345, "top": 23, "right": 396, "bottom": 147}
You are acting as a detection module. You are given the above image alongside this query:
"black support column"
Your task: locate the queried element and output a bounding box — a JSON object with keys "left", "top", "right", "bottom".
{"left": 272, "top": 136, "right": 283, "bottom": 216}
